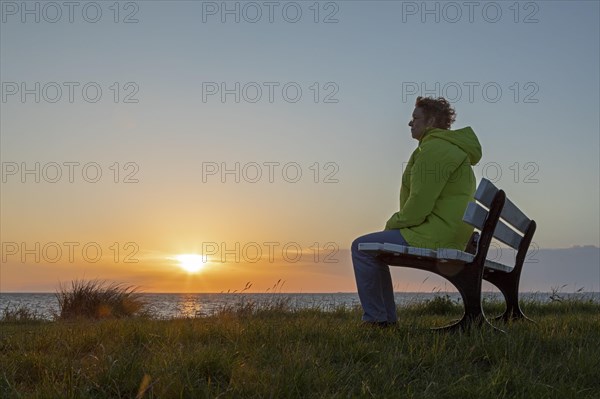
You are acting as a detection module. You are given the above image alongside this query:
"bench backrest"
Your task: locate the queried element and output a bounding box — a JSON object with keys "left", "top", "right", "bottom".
{"left": 462, "top": 178, "right": 537, "bottom": 268}
{"left": 464, "top": 179, "right": 531, "bottom": 250}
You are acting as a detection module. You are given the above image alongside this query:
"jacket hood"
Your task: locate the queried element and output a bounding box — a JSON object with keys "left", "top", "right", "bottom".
{"left": 421, "top": 126, "right": 482, "bottom": 165}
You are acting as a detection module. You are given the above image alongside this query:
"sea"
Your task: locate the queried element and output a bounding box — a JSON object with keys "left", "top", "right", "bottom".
{"left": 1, "top": 292, "right": 598, "bottom": 320}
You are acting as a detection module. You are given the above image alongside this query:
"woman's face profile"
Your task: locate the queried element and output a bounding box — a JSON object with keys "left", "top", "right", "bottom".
{"left": 408, "top": 107, "right": 432, "bottom": 141}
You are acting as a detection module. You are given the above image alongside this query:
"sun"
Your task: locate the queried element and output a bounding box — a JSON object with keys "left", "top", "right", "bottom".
{"left": 175, "top": 254, "right": 208, "bottom": 273}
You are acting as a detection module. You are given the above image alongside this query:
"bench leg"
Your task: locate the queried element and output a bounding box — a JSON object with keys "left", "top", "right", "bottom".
{"left": 485, "top": 220, "right": 536, "bottom": 323}
{"left": 484, "top": 271, "right": 533, "bottom": 323}
{"left": 432, "top": 268, "right": 504, "bottom": 333}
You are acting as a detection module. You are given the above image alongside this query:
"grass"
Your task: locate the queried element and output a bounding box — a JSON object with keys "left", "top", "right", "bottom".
{"left": 1, "top": 296, "right": 599, "bottom": 398}
{"left": 0, "top": 305, "right": 43, "bottom": 323}
{"left": 54, "top": 279, "right": 146, "bottom": 320}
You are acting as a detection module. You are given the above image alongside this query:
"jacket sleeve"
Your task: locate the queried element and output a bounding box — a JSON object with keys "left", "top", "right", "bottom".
{"left": 385, "top": 141, "right": 464, "bottom": 230}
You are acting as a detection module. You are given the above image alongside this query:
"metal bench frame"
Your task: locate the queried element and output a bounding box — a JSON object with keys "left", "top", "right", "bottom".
{"left": 358, "top": 178, "right": 537, "bottom": 332}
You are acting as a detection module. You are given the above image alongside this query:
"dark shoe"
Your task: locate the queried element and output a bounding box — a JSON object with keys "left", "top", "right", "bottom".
{"left": 362, "top": 321, "right": 397, "bottom": 329}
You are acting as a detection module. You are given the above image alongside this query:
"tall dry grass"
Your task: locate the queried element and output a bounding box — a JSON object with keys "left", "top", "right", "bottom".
{"left": 55, "top": 279, "right": 145, "bottom": 320}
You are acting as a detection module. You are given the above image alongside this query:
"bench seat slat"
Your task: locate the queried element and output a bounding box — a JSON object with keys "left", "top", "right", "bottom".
{"left": 359, "top": 242, "right": 514, "bottom": 274}
{"left": 358, "top": 242, "right": 383, "bottom": 251}
{"left": 382, "top": 243, "right": 409, "bottom": 254}
{"left": 406, "top": 247, "right": 437, "bottom": 257}
{"left": 436, "top": 248, "right": 475, "bottom": 263}
{"left": 484, "top": 259, "right": 513, "bottom": 273}
{"left": 357, "top": 242, "right": 384, "bottom": 257}
{"left": 381, "top": 243, "right": 436, "bottom": 258}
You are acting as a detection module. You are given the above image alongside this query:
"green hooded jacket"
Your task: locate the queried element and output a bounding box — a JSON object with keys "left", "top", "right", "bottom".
{"left": 384, "top": 126, "right": 482, "bottom": 250}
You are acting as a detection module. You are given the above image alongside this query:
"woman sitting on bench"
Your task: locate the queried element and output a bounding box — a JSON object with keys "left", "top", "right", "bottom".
{"left": 351, "top": 96, "right": 482, "bottom": 327}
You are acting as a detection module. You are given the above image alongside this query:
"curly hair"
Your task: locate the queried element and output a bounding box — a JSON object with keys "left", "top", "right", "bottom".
{"left": 415, "top": 96, "right": 456, "bottom": 129}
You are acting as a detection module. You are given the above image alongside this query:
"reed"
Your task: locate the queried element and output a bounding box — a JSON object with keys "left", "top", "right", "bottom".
{"left": 54, "top": 279, "right": 146, "bottom": 320}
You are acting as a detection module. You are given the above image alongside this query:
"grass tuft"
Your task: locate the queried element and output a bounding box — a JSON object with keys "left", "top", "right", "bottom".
{"left": 1, "top": 304, "right": 42, "bottom": 323}
{"left": 55, "top": 279, "right": 146, "bottom": 320}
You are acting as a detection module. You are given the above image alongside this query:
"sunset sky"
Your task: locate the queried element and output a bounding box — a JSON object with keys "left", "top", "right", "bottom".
{"left": 1, "top": 1, "right": 599, "bottom": 293}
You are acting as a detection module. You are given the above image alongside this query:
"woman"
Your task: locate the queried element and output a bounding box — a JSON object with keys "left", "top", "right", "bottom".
{"left": 351, "top": 96, "right": 482, "bottom": 327}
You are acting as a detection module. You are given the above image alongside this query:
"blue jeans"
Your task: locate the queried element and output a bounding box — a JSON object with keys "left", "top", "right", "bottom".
{"left": 351, "top": 230, "right": 409, "bottom": 323}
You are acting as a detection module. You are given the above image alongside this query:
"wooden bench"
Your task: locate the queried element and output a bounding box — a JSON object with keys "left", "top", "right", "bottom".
{"left": 358, "top": 178, "right": 537, "bottom": 331}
